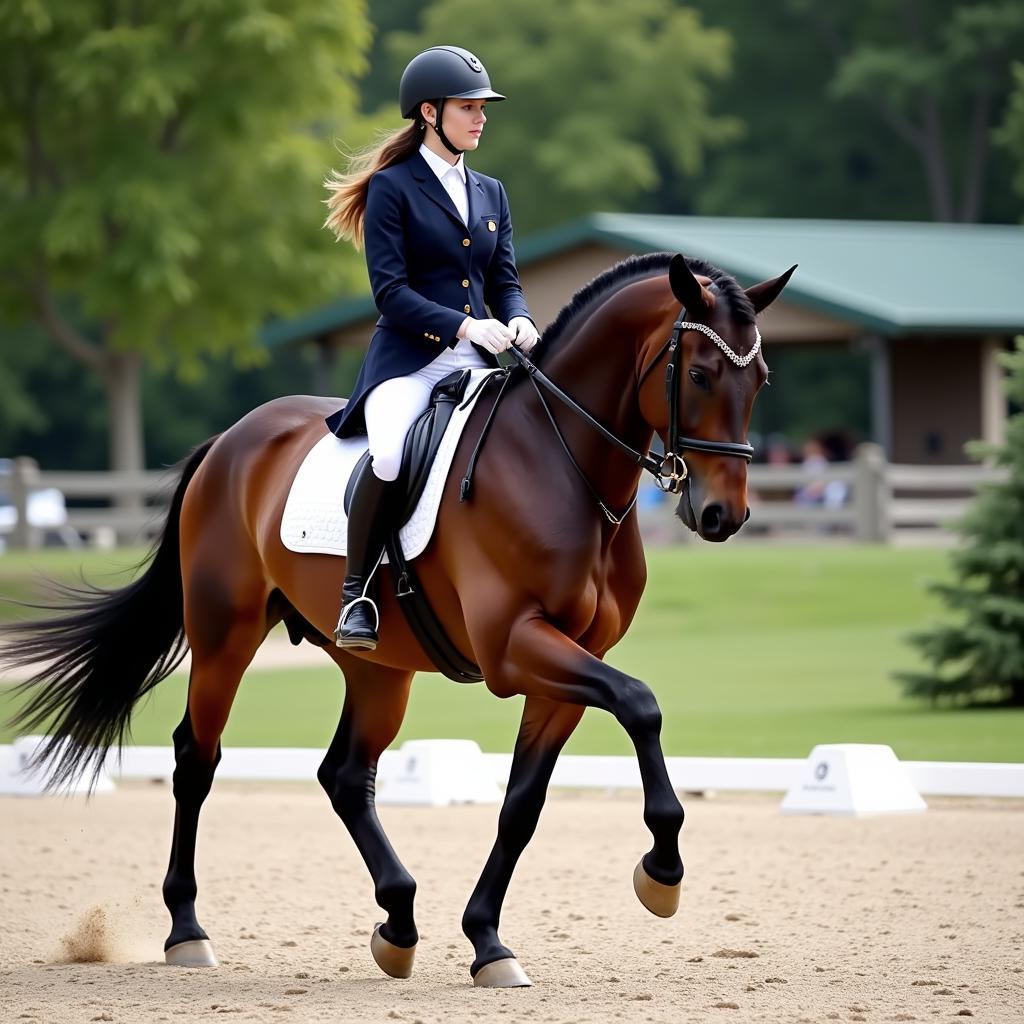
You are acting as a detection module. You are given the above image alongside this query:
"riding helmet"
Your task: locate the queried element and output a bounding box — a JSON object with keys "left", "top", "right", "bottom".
{"left": 399, "top": 46, "right": 506, "bottom": 120}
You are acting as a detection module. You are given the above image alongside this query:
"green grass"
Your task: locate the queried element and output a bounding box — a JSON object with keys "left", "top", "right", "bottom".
{"left": 0, "top": 546, "right": 149, "bottom": 619}
{"left": 2, "top": 544, "right": 1022, "bottom": 761}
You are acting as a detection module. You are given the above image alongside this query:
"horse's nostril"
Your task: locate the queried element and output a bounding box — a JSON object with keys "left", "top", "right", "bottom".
{"left": 744, "top": 507, "right": 751, "bottom": 523}
{"left": 701, "top": 503, "right": 724, "bottom": 536}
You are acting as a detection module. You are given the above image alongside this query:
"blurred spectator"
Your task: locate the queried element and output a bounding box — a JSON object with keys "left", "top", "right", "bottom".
{"left": 794, "top": 436, "right": 849, "bottom": 508}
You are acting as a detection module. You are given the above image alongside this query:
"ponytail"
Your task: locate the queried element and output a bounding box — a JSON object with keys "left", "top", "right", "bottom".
{"left": 323, "top": 120, "right": 424, "bottom": 250}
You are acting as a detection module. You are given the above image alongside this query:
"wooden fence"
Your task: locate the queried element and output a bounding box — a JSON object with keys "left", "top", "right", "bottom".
{"left": 1, "top": 444, "right": 1009, "bottom": 550}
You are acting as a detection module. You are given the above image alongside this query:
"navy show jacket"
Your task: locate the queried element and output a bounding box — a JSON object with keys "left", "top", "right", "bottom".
{"left": 325, "top": 148, "right": 535, "bottom": 438}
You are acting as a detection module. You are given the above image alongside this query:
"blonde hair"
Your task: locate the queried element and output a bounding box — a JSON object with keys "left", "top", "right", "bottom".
{"left": 323, "top": 121, "right": 424, "bottom": 250}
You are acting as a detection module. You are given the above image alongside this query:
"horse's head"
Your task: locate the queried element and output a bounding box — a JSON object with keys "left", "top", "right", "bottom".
{"left": 638, "top": 254, "right": 796, "bottom": 542}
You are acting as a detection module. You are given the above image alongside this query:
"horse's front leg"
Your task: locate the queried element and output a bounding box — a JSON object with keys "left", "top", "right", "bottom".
{"left": 317, "top": 656, "right": 418, "bottom": 978}
{"left": 462, "top": 695, "right": 583, "bottom": 987}
{"left": 487, "top": 617, "right": 684, "bottom": 917}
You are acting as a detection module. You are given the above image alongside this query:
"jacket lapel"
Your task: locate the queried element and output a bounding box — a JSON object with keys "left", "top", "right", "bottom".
{"left": 466, "top": 168, "right": 486, "bottom": 227}
{"left": 410, "top": 149, "right": 467, "bottom": 231}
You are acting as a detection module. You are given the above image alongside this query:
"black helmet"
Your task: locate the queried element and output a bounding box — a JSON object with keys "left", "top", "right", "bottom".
{"left": 399, "top": 46, "right": 506, "bottom": 121}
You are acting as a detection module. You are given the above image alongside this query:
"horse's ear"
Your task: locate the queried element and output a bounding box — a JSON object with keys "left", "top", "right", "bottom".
{"left": 669, "top": 254, "right": 714, "bottom": 314}
{"left": 745, "top": 264, "right": 798, "bottom": 314}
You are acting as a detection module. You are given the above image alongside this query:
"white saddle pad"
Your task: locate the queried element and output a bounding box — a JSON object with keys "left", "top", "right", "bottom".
{"left": 280, "top": 368, "right": 501, "bottom": 561}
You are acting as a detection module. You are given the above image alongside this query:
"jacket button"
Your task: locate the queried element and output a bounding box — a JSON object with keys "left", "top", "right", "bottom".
{"left": 464, "top": 304, "right": 471, "bottom": 313}
{"left": 462, "top": 279, "right": 469, "bottom": 288}
{"left": 462, "top": 238, "right": 471, "bottom": 247}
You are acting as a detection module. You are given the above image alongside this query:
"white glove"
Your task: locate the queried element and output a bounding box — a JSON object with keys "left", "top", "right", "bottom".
{"left": 509, "top": 316, "right": 540, "bottom": 355}
{"left": 460, "top": 317, "right": 515, "bottom": 354}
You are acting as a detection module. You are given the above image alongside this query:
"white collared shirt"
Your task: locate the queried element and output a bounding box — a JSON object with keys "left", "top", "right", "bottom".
{"left": 417, "top": 143, "right": 486, "bottom": 364}
{"left": 419, "top": 142, "right": 468, "bottom": 225}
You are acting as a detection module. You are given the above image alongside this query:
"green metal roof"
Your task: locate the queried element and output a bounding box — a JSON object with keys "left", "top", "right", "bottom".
{"left": 263, "top": 215, "right": 1024, "bottom": 346}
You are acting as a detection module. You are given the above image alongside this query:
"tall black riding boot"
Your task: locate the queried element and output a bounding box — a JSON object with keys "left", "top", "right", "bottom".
{"left": 333, "top": 464, "right": 396, "bottom": 650}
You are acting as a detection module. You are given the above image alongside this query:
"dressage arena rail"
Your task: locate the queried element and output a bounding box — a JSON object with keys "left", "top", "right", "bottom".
{"left": 3, "top": 444, "right": 1009, "bottom": 548}
{"left": 3, "top": 745, "right": 1021, "bottom": 798}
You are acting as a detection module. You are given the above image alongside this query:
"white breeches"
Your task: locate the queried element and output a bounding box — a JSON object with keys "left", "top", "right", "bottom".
{"left": 363, "top": 341, "right": 487, "bottom": 482}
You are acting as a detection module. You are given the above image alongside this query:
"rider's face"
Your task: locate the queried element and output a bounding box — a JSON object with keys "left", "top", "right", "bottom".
{"left": 422, "top": 99, "right": 487, "bottom": 155}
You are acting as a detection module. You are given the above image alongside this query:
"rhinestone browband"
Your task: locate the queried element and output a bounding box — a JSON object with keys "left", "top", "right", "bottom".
{"left": 677, "top": 321, "right": 762, "bottom": 368}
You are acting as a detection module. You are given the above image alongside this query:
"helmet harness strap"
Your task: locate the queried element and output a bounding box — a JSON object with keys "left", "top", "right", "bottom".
{"left": 429, "top": 97, "right": 466, "bottom": 157}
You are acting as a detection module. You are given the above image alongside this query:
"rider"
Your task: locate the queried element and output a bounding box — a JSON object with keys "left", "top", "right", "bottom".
{"left": 323, "top": 45, "right": 540, "bottom": 650}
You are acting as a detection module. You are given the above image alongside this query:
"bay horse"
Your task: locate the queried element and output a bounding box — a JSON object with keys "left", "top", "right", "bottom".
{"left": 4, "top": 251, "right": 794, "bottom": 987}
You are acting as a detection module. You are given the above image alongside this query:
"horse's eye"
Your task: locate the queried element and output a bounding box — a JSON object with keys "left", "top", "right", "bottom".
{"left": 689, "top": 368, "right": 709, "bottom": 390}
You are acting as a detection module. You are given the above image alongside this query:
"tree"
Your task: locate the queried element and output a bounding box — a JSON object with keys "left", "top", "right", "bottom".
{"left": 383, "top": 0, "right": 740, "bottom": 233}
{"left": 995, "top": 61, "right": 1024, "bottom": 213}
{"left": 681, "top": 0, "right": 935, "bottom": 221}
{"left": 791, "top": 0, "right": 1024, "bottom": 223}
{"left": 0, "top": 1, "right": 373, "bottom": 472}
{"left": 897, "top": 337, "right": 1024, "bottom": 706}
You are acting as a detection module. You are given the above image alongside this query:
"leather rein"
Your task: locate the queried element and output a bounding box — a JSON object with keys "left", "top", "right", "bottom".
{"left": 460, "top": 311, "right": 758, "bottom": 524}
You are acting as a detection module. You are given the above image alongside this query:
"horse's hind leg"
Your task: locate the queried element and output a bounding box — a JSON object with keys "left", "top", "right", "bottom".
{"left": 462, "top": 696, "right": 583, "bottom": 987}
{"left": 163, "top": 570, "right": 268, "bottom": 967}
{"left": 317, "top": 654, "right": 416, "bottom": 978}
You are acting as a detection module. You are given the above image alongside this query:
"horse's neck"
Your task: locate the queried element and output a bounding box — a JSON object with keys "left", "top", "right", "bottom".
{"left": 530, "top": 300, "right": 656, "bottom": 512}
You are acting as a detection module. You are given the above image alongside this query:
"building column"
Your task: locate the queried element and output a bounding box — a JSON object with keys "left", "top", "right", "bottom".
{"left": 980, "top": 335, "right": 1008, "bottom": 447}
{"left": 863, "top": 333, "right": 891, "bottom": 458}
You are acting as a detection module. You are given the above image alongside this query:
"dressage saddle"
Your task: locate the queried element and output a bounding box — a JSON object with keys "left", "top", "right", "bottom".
{"left": 343, "top": 368, "right": 484, "bottom": 684}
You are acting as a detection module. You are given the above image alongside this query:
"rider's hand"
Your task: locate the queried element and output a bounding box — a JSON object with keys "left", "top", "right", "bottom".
{"left": 509, "top": 316, "right": 540, "bottom": 355}
{"left": 460, "top": 317, "right": 515, "bottom": 354}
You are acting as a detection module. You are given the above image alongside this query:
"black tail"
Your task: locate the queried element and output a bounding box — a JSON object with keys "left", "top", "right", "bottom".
{"left": 1, "top": 436, "right": 219, "bottom": 789}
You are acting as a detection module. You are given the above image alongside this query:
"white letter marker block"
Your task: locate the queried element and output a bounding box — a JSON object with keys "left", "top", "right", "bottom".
{"left": 377, "top": 739, "right": 501, "bottom": 806}
{"left": 780, "top": 743, "right": 926, "bottom": 816}
{"left": 0, "top": 735, "right": 115, "bottom": 796}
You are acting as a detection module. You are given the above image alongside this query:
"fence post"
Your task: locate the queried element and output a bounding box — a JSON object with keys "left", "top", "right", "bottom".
{"left": 10, "top": 457, "right": 42, "bottom": 550}
{"left": 852, "top": 443, "right": 889, "bottom": 542}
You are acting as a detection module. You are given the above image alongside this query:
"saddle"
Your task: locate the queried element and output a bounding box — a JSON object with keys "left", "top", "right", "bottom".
{"left": 343, "top": 368, "right": 485, "bottom": 684}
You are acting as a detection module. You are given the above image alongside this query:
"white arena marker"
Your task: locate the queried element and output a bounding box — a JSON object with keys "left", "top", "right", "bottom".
{"left": 0, "top": 735, "right": 115, "bottom": 797}
{"left": 780, "top": 743, "right": 926, "bottom": 816}
{"left": 376, "top": 739, "right": 501, "bottom": 807}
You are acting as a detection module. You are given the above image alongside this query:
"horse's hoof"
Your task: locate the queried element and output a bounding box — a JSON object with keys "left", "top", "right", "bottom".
{"left": 473, "top": 958, "right": 533, "bottom": 988}
{"left": 370, "top": 924, "right": 415, "bottom": 979}
{"left": 165, "top": 939, "right": 218, "bottom": 967}
{"left": 633, "top": 860, "right": 681, "bottom": 918}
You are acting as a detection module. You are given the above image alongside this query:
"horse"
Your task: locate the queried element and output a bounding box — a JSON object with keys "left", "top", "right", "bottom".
{"left": 3, "top": 250, "right": 795, "bottom": 987}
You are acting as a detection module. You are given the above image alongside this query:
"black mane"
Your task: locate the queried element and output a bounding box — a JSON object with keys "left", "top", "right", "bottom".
{"left": 531, "top": 251, "right": 755, "bottom": 364}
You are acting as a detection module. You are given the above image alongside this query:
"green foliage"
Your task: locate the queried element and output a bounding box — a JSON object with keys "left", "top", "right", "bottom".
{"left": 0, "top": 0, "right": 376, "bottom": 465}
{"left": 898, "top": 337, "right": 1024, "bottom": 706}
{"left": 750, "top": 345, "right": 871, "bottom": 449}
{"left": 383, "top": 0, "right": 739, "bottom": 232}
{"left": 688, "top": 0, "right": 1022, "bottom": 223}
{"left": 995, "top": 62, "right": 1024, "bottom": 210}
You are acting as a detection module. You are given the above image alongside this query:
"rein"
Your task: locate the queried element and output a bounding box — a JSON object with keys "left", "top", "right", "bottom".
{"left": 459, "top": 312, "right": 757, "bottom": 520}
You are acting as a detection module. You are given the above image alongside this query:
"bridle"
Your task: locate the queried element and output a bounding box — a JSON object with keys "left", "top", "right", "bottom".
{"left": 636, "top": 312, "right": 759, "bottom": 492}
{"left": 460, "top": 310, "right": 760, "bottom": 523}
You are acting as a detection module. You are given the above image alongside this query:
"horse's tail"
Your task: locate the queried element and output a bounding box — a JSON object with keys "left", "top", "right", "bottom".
{"left": 1, "top": 435, "right": 219, "bottom": 789}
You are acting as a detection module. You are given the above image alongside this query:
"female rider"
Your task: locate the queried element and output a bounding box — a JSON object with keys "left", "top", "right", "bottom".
{"left": 323, "top": 45, "right": 539, "bottom": 650}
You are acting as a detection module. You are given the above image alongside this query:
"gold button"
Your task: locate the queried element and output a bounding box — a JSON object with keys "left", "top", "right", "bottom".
{"left": 464, "top": 304, "right": 471, "bottom": 313}
{"left": 462, "top": 279, "right": 469, "bottom": 288}
{"left": 462, "top": 238, "right": 471, "bottom": 247}
{"left": 487, "top": 220, "right": 496, "bottom": 232}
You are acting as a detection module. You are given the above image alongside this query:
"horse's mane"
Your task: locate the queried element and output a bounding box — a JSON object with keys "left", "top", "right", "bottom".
{"left": 531, "top": 251, "right": 755, "bottom": 365}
